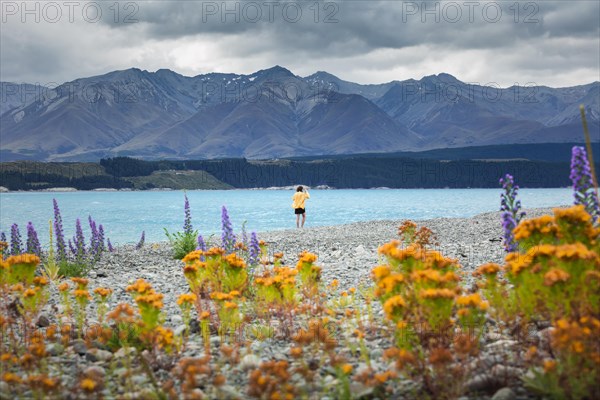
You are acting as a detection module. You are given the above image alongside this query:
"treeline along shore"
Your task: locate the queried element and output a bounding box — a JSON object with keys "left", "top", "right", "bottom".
{"left": 1, "top": 143, "right": 598, "bottom": 191}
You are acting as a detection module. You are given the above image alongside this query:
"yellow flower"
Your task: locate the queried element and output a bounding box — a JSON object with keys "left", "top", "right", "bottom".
{"left": 224, "top": 301, "right": 238, "bottom": 309}
{"left": 224, "top": 253, "right": 246, "bottom": 269}
{"left": 135, "top": 293, "right": 164, "bottom": 309}
{"left": 299, "top": 252, "right": 317, "bottom": 264}
{"left": 341, "top": 364, "right": 353, "bottom": 374}
{"left": 177, "top": 293, "right": 197, "bottom": 306}
{"left": 125, "top": 278, "right": 153, "bottom": 295}
{"left": 6, "top": 254, "right": 40, "bottom": 266}
{"left": 419, "top": 288, "right": 455, "bottom": 300}
{"left": 383, "top": 295, "right": 406, "bottom": 319}
{"left": 543, "top": 360, "right": 557, "bottom": 372}
{"left": 2, "top": 372, "right": 22, "bottom": 384}
{"left": 473, "top": 263, "right": 501, "bottom": 277}
{"left": 58, "top": 282, "right": 69, "bottom": 292}
{"left": 456, "top": 293, "right": 488, "bottom": 310}
{"left": 200, "top": 311, "right": 210, "bottom": 319}
{"left": 182, "top": 250, "right": 204, "bottom": 263}
{"left": 73, "top": 289, "right": 92, "bottom": 301}
{"left": 70, "top": 277, "right": 89, "bottom": 287}
{"left": 33, "top": 276, "right": 49, "bottom": 286}
{"left": 554, "top": 205, "right": 591, "bottom": 225}
{"left": 543, "top": 268, "right": 571, "bottom": 286}
{"left": 80, "top": 378, "right": 97, "bottom": 392}
{"left": 93, "top": 287, "right": 113, "bottom": 298}
{"left": 371, "top": 265, "right": 391, "bottom": 280}
{"left": 23, "top": 287, "right": 40, "bottom": 298}
{"left": 378, "top": 273, "right": 405, "bottom": 293}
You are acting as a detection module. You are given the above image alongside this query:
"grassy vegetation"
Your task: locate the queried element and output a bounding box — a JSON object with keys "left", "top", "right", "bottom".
{"left": 125, "top": 170, "right": 232, "bottom": 190}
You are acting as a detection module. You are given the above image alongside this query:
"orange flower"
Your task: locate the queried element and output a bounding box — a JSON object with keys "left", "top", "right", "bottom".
{"left": 80, "top": 378, "right": 97, "bottom": 392}
{"left": 93, "top": 287, "right": 113, "bottom": 298}
{"left": 473, "top": 263, "right": 501, "bottom": 277}
{"left": 341, "top": 364, "right": 353, "bottom": 374}
{"left": 182, "top": 250, "right": 204, "bottom": 263}
{"left": 290, "top": 347, "right": 303, "bottom": 358}
{"left": 177, "top": 293, "right": 197, "bottom": 306}
{"left": 419, "top": 288, "right": 455, "bottom": 300}
{"left": 383, "top": 295, "right": 406, "bottom": 319}
{"left": 6, "top": 254, "right": 40, "bottom": 266}
{"left": 543, "top": 268, "right": 571, "bottom": 286}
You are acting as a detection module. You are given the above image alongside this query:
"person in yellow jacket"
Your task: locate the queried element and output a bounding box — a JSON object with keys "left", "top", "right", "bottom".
{"left": 292, "top": 186, "right": 310, "bottom": 228}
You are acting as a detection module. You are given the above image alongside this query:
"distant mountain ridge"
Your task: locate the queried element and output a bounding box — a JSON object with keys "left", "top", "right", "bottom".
{"left": 1, "top": 67, "right": 598, "bottom": 161}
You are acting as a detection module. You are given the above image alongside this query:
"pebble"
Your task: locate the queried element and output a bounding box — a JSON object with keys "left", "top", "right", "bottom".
{"left": 86, "top": 348, "right": 113, "bottom": 362}
{"left": 240, "top": 354, "right": 261, "bottom": 370}
{"left": 492, "top": 387, "right": 517, "bottom": 400}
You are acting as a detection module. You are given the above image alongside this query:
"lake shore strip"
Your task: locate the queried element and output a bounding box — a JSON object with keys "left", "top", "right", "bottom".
{"left": 92, "top": 207, "right": 560, "bottom": 323}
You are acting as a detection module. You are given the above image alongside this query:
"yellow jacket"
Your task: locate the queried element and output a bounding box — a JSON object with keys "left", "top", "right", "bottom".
{"left": 292, "top": 191, "right": 310, "bottom": 209}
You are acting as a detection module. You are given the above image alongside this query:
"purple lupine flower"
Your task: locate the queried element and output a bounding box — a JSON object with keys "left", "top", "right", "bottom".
{"left": 97, "top": 224, "right": 105, "bottom": 252}
{"left": 197, "top": 234, "right": 207, "bottom": 252}
{"left": 570, "top": 146, "right": 600, "bottom": 222}
{"left": 0, "top": 231, "right": 7, "bottom": 244}
{"left": 248, "top": 232, "right": 260, "bottom": 266}
{"left": 221, "top": 206, "right": 236, "bottom": 253}
{"left": 68, "top": 239, "right": 77, "bottom": 256}
{"left": 89, "top": 216, "right": 99, "bottom": 249}
{"left": 26, "top": 222, "right": 42, "bottom": 256}
{"left": 241, "top": 222, "right": 248, "bottom": 247}
{"left": 500, "top": 174, "right": 526, "bottom": 252}
{"left": 183, "top": 194, "right": 193, "bottom": 235}
{"left": 107, "top": 238, "right": 115, "bottom": 252}
{"left": 10, "top": 223, "right": 23, "bottom": 255}
{"left": 73, "top": 218, "right": 87, "bottom": 264}
{"left": 53, "top": 199, "right": 67, "bottom": 262}
{"left": 136, "top": 231, "right": 145, "bottom": 249}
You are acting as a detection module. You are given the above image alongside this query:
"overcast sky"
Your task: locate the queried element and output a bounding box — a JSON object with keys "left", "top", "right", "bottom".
{"left": 1, "top": 1, "right": 599, "bottom": 87}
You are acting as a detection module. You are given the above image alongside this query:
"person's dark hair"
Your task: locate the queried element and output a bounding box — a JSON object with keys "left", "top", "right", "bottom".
{"left": 297, "top": 186, "right": 303, "bottom": 192}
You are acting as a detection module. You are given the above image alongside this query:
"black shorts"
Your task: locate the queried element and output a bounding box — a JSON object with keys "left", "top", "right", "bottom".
{"left": 294, "top": 208, "right": 305, "bottom": 215}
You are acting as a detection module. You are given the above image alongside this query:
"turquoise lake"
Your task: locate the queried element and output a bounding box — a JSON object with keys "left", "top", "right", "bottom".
{"left": 0, "top": 189, "right": 573, "bottom": 245}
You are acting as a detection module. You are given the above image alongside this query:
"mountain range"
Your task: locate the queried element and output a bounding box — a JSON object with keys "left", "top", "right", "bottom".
{"left": 1, "top": 66, "right": 598, "bottom": 161}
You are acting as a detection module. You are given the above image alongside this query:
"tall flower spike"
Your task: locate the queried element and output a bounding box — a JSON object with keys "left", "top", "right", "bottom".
{"left": 10, "top": 223, "right": 23, "bottom": 256}
{"left": 0, "top": 231, "right": 6, "bottom": 244}
{"left": 249, "top": 232, "right": 260, "bottom": 266}
{"left": 136, "top": 231, "right": 145, "bottom": 249}
{"left": 197, "top": 234, "right": 206, "bottom": 252}
{"left": 183, "top": 193, "right": 193, "bottom": 235}
{"left": 73, "top": 218, "right": 87, "bottom": 264}
{"left": 98, "top": 224, "right": 105, "bottom": 252}
{"left": 53, "top": 199, "right": 67, "bottom": 262}
{"left": 500, "top": 174, "right": 526, "bottom": 252}
{"left": 221, "top": 206, "right": 236, "bottom": 253}
{"left": 26, "top": 222, "right": 42, "bottom": 257}
{"left": 570, "top": 146, "right": 600, "bottom": 222}
{"left": 107, "top": 238, "right": 114, "bottom": 252}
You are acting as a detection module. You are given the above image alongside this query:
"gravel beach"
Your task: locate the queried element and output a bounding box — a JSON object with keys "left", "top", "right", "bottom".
{"left": 92, "top": 207, "right": 558, "bottom": 321}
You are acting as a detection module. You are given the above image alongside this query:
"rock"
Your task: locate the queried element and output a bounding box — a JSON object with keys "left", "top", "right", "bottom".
{"left": 72, "top": 340, "right": 88, "bottom": 355}
{"left": 465, "top": 374, "right": 495, "bottom": 393}
{"left": 86, "top": 348, "right": 113, "bottom": 362}
{"left": 36, "top": 314, "right": 50, "bottom": 327}
{"left": 220, "top": 385, "right": 243, "bottom": 399}
{"left": 88, "top": 270, "right": 97, "bottom": 279}
{"left": 171, "top": 315, "right": 183, "bottom": 325}
{"left": 240, "top": 354, "right": 261, "bottom": 371}
{"left": 84, "top": 365, "right": 106, "bottom": 378}
{"left": 492, "top": 387, "right": 516, "bottom": 400}
{"left": 114, "top": 346, "right": 136, "bottom": 359}
{"left": 174, "top": 324, "right": 187, "bottom": 336}
{"left": 486, "top": 339, "right": 518, "bottom": 351}
{"left": 46, "top": 343, "right": 64, "bottom": 356}
{"left": 210, "top": 336, "right": 222, "bottom": 347}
